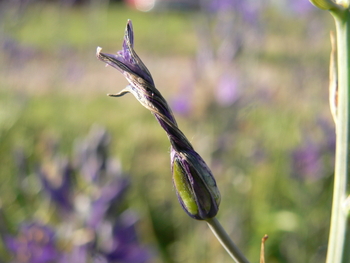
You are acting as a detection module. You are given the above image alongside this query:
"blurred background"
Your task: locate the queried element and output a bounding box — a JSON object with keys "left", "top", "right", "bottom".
{"left": 0, "top": 0, "right": 337, "bottom": 262}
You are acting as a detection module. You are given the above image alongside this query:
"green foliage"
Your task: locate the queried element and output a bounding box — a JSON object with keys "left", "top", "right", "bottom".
{"left": 4, "top": 2, "right": 196, "bottom": 55}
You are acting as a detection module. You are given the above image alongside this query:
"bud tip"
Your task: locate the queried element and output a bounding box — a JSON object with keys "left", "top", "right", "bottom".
{"left": 96, "top": 46, "right": 102, "bottom": 56}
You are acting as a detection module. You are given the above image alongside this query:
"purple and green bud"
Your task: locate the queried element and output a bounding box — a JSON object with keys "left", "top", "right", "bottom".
{"left": 172, "top": 149, "right": 220, "bottom": 219}
{"left": 96, "top": 20, "right": 221, "bottom": 220}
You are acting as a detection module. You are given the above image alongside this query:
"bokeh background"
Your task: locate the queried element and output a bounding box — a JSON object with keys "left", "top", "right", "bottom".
{"left": 0, "top": 0, "right": 337, "bottom": 262}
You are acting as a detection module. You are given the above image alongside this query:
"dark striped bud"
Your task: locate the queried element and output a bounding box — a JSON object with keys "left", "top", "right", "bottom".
{"left": 97, "top": 20, "right": 220, "bottom": 220}
{"left": 172, "top": 149, "right": 220, "bottom": 219}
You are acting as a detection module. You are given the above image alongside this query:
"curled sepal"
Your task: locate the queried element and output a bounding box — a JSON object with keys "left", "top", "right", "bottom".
{"left": 309, "top": 0, "right": 344, "bottom": 10}
{"left": 96, "top": 20, "right": 154, "bottom": 85}
{"left": 171, "top": 150, "right": 221, "bottom": 220}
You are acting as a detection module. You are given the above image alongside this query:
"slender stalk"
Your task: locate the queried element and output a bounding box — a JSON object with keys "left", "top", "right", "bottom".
{"left": 259, "top": 235, "right": 268, "bottom": 263}
{"left": 206, "top": 217, "right": 250, "bottom": 263}
{"left": 326, "top": 7, "right": 350, "bottom": 263}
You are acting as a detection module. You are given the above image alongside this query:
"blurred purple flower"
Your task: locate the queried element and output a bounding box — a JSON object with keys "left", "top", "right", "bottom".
{"left": 59, "top": 245, "right": 90, "bottom": 263}
{"left": 71, "top": 126, "right": 134, "bottom": 229}
{"left": 7, "top": 126, "right": 152, "bottom": 263}
{"left": 5, "top": 222, "right": 61, "bottom": 263}
{"left": 170, "top": 80, "right": 194, "bottom": 116}
{"left": 204, "top": 0, "right": 259, "bottom": 24}
{"left": 287, "top": 0, "right": 315, "bottom": 15}
{"left": 74, "top": 125, "right": 111, "bottom": 182}
{"left": 291, "top": 141, "right": 323, "bottom": 180}
{"left": 291, "top": 119, "right": 336, "bottom": 181}
{"left": 101, "top": 211, "right": 150, "bottom": 263}
{"left": 2, "top": 37, "right": 37, "bottom": 66}
{"left": 215, "top": 73, "right": 240, "bottom": 106}
{"left": 171, "top": 96, "right": 192, "bottom": 116}
{"left": 87, "top": 176, "right": 130, "bottom": 229}
{"left": 38, "top": 158, "right": 74, "bottom": 213}
{"left": 317, "top": 118, "right": 336, "bottom": 154}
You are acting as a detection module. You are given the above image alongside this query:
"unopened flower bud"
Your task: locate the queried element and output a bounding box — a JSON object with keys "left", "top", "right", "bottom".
{"left": 97, "top": 20, "right": 221, "bottom": 220}
{"left": 172, "top": 150, "right": 220, "bottom": 220}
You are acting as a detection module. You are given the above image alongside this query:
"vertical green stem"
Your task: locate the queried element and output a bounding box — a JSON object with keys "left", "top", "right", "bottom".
{"left": 327, "top": 8, "right": 350, "bottom": 263}
{"left": 206, "top": 217, "right": 250, "bottom": 263}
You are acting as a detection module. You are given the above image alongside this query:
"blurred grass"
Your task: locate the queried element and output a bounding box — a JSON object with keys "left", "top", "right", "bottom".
{"left": 3, "top": 2, "right": 197, "bottom": 55}
{"left": 0, "top": 2, "right": 337, "bottom": 263}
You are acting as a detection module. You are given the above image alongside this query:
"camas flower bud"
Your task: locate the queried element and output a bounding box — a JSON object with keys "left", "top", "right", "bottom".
{"left": 97, "top": 20, "right": 221, "bottom": 220}
{"left": 172, "top": 149, "right": 220, "bottom": 220}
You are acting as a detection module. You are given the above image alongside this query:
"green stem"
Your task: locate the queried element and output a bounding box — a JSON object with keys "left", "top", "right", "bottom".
{"left": 206, "top": 217, "right": 250, "bottom": 263}
{"left": 326, "top": 8, "right": 350, "bottom": 263}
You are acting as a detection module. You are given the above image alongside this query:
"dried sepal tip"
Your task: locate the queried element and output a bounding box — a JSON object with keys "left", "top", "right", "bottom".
{"left": 96, "top": 46, "right": 102, "bottom": 57}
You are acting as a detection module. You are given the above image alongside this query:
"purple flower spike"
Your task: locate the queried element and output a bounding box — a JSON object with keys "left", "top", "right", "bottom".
{"left": 97, "top": 20, "right": 221, "bottom": 220}
{"left": 38, "top": 158, "right": 74, "bottom": 213}
{"left": 5, "top": 222, "right": 61, "bottom": 263}
{"left": 87, "top": 177, "right": 130, "bottom": 228}
{"left": 104, "top": 211, "right": 150, "bottom": 263}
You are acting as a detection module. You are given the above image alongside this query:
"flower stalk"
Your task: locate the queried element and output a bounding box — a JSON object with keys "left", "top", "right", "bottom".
{"left": 309, "top": 1, "right": 350, "bottom": 262}
{"left": 327, "top": 6, "right": 350, "bottom": 263}
{"left": 206, "top": 218, "right": 250, "bottom": 263}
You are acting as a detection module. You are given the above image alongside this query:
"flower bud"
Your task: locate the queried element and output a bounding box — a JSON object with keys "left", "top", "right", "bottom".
{"left": 171, "top": 149, "right": 220, "bottom": 220}
{"left": 97, "top": 20, "right": 221, "bottom": 220}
